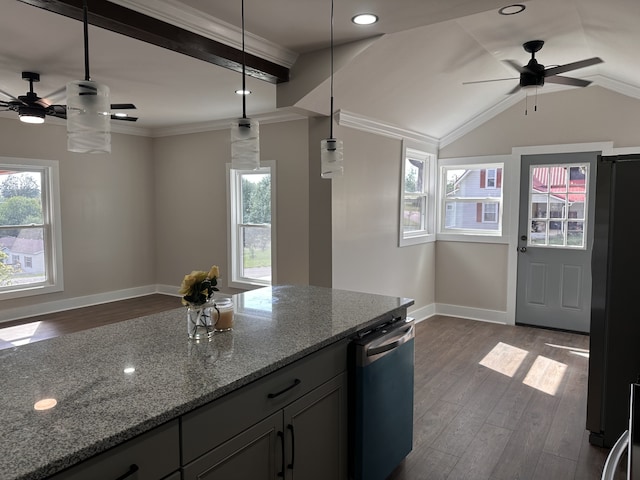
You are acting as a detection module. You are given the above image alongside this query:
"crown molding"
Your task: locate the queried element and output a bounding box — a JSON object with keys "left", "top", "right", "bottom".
{"left": 592, "top": 74, "right": 640, "bottom": 101}
{"left": 336, "top": 110, "right": 439, "bottom": 150}
{"left": 150, "top": 110, "right": 307, "bottom": 137}
{"left": 109, "top": 0, "right": 298, "bottom": 68}
{"left": 439, "top": 93, "right": 524, "bottom": 148}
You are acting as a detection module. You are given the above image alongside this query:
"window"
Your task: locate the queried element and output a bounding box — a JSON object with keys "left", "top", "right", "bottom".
{"left": 0, "top": 157, "right": 63, "bottom": 299}
{"left": 528, "top": 164, "right": 588, "bottom": 248}
{"left": 399, "top": 141, "right": 436, "bottom": 246}
{"left": 228, "top": 162, "right": 276, "bottom": 288}
{"left": 481, "top": 203, "right": 498, "bottom": 223}
{"left": 440, "top": 163, "right": 503, "bottom": 235}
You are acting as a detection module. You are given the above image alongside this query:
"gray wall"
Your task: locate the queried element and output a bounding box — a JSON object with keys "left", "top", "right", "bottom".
{"left": 437, "top": 86, "right": 640, "bottom": 313}
{"left": 332, "top": 126, "right": 436, "bottom": 311}
{"left": 0, "top": 118, "right": 156, "bottom": 312}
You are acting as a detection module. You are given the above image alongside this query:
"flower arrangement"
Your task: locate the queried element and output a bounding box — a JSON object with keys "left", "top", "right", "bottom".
{"left": 179, "top": 265, "right": 220, "bottom": 306}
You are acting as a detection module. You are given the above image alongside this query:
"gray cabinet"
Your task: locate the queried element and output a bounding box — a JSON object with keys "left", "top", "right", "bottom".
{"left": 182, "top": 340, "right": 348, "bottom": 480}
{"left": 283, "top": 373, "right": 347, "bottom": 480}
{"left": 48, "top": 420, "right": 180, "bottom": 480}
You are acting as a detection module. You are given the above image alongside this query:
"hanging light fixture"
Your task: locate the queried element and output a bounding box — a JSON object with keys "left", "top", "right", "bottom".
{"left": 230, "top": 0, "right": 260, "bottom": 170}
{"left": 320, "top": 0, "right": 343, "bottom": 179}
{"left": 66, "top": 0, "right": 111, "bottom": 154}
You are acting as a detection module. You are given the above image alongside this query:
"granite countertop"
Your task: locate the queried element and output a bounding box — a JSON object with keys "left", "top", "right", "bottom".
{"left": 0, "top": 285, "right": 413, "bottom": 480}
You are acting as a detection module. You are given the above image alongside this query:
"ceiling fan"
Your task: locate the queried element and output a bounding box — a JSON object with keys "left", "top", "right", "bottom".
{"left": 0, "top": 71, "right": 137, "bottom": 124}
{"left": 464, "top": 40, "right": 603, "bottom": 94}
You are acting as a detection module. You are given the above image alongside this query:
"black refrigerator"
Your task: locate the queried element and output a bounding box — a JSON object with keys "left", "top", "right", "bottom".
{"left": 587, "top": 154, "right": 640, "bottom": 448}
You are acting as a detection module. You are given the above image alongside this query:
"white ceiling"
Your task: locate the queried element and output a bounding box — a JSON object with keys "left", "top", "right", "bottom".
{"left": 1, "top": 0, "right": 639, "bottom": 141}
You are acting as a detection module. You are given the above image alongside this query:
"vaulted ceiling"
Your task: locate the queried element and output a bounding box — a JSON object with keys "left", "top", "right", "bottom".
{"left": 1, "top": 0, "right": 639, "bottom": 142}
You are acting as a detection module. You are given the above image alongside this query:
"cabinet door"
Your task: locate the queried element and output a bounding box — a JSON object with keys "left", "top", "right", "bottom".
{"left": 182, "top": 411, "right": 283, "bottom": 480}
{"left": 283, "top": 373, "right": 347, "bottom": 480}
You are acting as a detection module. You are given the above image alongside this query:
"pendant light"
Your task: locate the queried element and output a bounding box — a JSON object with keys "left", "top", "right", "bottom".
{"left": 66, "top": 0, "right": 111, "bottom": 154}
{"left": 230, "top": 0, "right": 260, "bottom": 170}
{"left": 320, "top": 0, "right": 343, "bottom": 179}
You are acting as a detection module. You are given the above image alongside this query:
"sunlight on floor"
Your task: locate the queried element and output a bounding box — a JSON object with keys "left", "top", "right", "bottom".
{"left": 545, "top": 342, "right": 590, "bottom": 358}
{"left": 479, "top": 341, "right": 529, "bottom": 377}
{"left": 480, "top": 342, "right": 568, "bottom": 396}
{"left": 523, "top": 355, "right": 568, "bottom": 396}
{"left": 0, "top": 322, "right": 41, "bottom": 346}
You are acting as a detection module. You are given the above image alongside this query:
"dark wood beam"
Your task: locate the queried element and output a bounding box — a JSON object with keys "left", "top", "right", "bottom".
{"left": 17, "top": 0, "right": 289, "bottom": 84}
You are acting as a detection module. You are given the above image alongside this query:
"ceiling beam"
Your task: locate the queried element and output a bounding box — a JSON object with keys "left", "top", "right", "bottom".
{"left": 17, "top": 0, "right": 289, "bottom": 84}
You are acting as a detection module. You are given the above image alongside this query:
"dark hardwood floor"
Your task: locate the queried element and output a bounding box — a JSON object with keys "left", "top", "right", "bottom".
{"left": 0, "top": 300, "right": 620, "bottom": 479}
{"left": 0, "top": 294, "right": 180, "bottom": 350}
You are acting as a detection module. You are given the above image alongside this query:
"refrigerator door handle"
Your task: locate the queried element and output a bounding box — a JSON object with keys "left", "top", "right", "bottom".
{"left": 601, "top": 429, "right": 629, "bottom": 480}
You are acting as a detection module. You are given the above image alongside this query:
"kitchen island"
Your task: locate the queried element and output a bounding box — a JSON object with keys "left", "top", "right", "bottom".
{"left": 0, "top": 285, "right": 413, "bottom": 480}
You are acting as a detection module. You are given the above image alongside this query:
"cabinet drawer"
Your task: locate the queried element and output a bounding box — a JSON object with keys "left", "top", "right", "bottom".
{"left": 48, "top": 420, "right": 180, "bottom": 480}
{"left": 182, "top": 339, "right": 347, "bottom": 463}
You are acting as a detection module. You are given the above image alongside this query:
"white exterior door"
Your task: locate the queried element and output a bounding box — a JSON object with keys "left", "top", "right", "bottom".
{"left": 515, "top": 152, "right": 598, "bottom": 333}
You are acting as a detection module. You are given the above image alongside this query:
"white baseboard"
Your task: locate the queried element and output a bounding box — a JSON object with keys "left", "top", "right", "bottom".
{"left": 156, "top": 284, "right": 181, "bottom": 297}
{"left": 434, "top": 303, "right": 509, "bottom": 325}
{"left": 408, "top": 303, "right": 436, "bottom": 323}
{"left": 0, "top": 285, "right": 167, "bottom": 324}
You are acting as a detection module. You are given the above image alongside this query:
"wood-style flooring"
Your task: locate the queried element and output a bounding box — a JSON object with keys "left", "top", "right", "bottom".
{"left": 0, "top": 299, "right": 620, "bottom": 479}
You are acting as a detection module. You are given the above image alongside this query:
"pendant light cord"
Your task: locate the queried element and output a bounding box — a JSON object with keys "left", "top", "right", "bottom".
{"left": 241, "top": 0, "right": 247, "bottom": 119}
{"left": 83, "top": 0, "right": 91, "bottom": 81}
{"left": 329, "top": 0, "right": 335, "bottom": 139}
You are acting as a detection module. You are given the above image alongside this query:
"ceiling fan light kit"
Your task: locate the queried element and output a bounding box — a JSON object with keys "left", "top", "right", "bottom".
{"left": 19, "top": 105, "right": 45, "bottom": 124}
{"left": 231, "top": 0, "right": 260, "bottom": 170}
{"left": 320, "top": 0, "right": 344, "bottom": 179}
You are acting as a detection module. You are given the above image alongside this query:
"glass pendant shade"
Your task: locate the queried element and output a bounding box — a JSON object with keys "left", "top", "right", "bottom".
{"left": 320, "top": 137, "right": 344, "bottom": 179}
{"left": 231, "top": 117, "right": 260, "bottom": 170}
{"left": 66, "top": 80, "right": 111, "bottom": 154}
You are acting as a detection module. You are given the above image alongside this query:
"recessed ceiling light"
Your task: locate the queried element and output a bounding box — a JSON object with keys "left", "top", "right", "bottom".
{"left": 235, "top": 89, "right": 251, "bottom": 95}
{"left": 34, "top": 398, "right": 57, "bottom": 411}
{"left": 114, "top": 112, "right": 128, "bottom": 118}
{"left": 352, "top": 13, "right": 378, "bottom": 25}
{"left": 498, "top": 4, "right": 526, "bottom": 15}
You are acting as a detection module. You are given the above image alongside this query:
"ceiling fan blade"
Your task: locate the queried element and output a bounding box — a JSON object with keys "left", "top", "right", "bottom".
{"left": 111, "top": 114, "right": 138, "bottom": 122}
{"left": 463, "top": 77, "right": 518, "bottom": 85}
{"left": 506, "top": 84, "right": 522, "bottom": 95}
{"left": 0, "top": 88, "right": 22, "bottom": 103}
{"left": 503, "top": 60, "right": 526, "bottom": 73}
{"left": 545, "top": 75, "right": 592, "bottom": 87}
{"left": 45, "top": 105, "right": 68, "bottom": 119}
{"left": 110, "top": 103, "right": 136, "bottom": 110}
{"left": 41, "top": 86, "right": 67, "bottom": 105}
{"left": 544, "top": 57, "right": 603, "bottom": 77}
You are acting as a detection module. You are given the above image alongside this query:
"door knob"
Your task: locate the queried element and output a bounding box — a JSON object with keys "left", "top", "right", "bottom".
{"left": 519, "top": 247, "right": 527, "bottom": 253}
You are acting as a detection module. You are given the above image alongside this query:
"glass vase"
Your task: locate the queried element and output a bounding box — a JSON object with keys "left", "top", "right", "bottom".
{"left": 186, "top": 301, "right": 214, "bottom": 340}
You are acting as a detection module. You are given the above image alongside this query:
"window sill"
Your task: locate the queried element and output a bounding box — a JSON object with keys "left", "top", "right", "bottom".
{"left": 399, "top": 233, "right": 435, "bottom": 247}
{"left": 436, "top": 232, "right": 508, "bottom": 244}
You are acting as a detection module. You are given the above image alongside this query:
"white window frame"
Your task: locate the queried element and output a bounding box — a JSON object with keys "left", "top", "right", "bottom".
{"left": 399, "top": 140, "right": 436, "bottom": 247}
{"left": 0, "top": 157, "right": 63, "bottom": 300}
{"left": 438, "top": 156, "right": 511, "bottom": 243}
{"left": 226, "top": 161, "right": 277, "bottom": 290}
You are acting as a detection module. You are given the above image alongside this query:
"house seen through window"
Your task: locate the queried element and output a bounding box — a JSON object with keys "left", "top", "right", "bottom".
{"left": 441, "top": 164, "right": 504, "bottom": 235}
{"left": 0, "top": 159, "right": 63, "bottom": 299}
{"left": 228, "top": 163, "right": 275, "bottom": 288}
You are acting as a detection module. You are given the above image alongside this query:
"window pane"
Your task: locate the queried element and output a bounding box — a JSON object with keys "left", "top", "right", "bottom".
{"left": 444, "top": 169, "right": 467, "bottom": 198}
{"left": 0, "top": 171, "right": 43, "bottom": 226}
{"left": 549, "top": 221, "right": 565, "bottom": 245}
{"left": 443, "top": 200, "right": 500, "bottom": 231}
{"left": 403, "top": 197, "right": 425, "bottom": 232}
{"left": 240, "top": 226, "right": 271, "bottom": 282}
{"left": 549, "top": 202, "right": 564, "bottom": 219}
{"left": 0, "top": 227, "right": 46, "bottom": 287}
{"left": 528, "top": 163, "right": 589, "bottom": 249}
{"left": 531, "top": 200, "right": 548, "bottom": 219}
{"left": 568, "top": 195, "right": 585, "bottom": 219}
{"left": 530, "top": 221, "right": 547, "bottom": 245}
{"left": 241, "top": 173, "right": 271, "bottom": 225}
{"left": 568, "top": 221, "right": 585, "bottom": 247}
{"left": 405, "top": 158, "right": 425, "bottom": 194}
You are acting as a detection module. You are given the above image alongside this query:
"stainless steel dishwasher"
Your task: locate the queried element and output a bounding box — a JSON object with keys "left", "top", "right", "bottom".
{"left": 350, "top": 317, "right": 415, "bottom": 480}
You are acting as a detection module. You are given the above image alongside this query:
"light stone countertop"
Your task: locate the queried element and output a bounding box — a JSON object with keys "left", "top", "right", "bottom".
{"left": 0, "top": 285, "right": 413, "bottom": 480}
